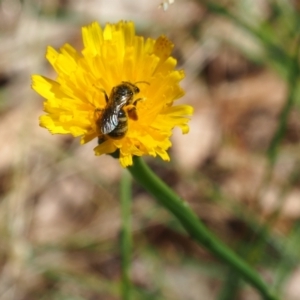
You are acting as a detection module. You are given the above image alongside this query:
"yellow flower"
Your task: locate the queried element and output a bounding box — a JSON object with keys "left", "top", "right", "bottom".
{"left": 32, "top": 21, "right": 193, "bottom": 167}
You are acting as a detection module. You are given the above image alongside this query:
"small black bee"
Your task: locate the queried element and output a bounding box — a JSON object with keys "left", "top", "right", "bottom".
{"left": 94, "top": 81, "right": 147, "bottom": 143}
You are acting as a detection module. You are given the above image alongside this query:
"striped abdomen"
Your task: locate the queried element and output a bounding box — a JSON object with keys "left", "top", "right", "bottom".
{"left": 108, "top": 109, "right": 128, "bottom": 139}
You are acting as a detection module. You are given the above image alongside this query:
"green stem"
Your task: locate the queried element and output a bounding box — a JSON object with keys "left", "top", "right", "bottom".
{"left": 267, "top": 36, "right": 300, "bottom": 166}
{"left": 218, "top": 269, "right": 240, "bottom": 300}
{"left": 120, "top": 170, "right": 133, "bottom": 300}
{"left": 127, "top": 157, "right": 279, "bottom": 300}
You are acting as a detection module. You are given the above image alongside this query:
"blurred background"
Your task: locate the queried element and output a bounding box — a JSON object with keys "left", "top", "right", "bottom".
{"left": 1, "top": 0, "right": 300, "bottom": 299}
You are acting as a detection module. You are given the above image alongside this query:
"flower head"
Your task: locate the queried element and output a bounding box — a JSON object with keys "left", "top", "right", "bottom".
{"left": 32, "top": 21, "right": 193, "bottom": 167}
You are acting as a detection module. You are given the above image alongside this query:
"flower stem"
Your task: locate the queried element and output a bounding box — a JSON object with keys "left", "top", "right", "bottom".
{"left": 120, "top": 170, "right": 133, "bottom": 300}
{"left": 127, "top": 157, "right": 279, "bottom": 300}
{"left": 267, "top": 35, "right": 300, "bottom": 166}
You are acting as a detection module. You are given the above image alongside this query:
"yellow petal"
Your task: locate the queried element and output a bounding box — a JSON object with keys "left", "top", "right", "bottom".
{"left": 32, "top": 21, "right": 194, "bottom": 167}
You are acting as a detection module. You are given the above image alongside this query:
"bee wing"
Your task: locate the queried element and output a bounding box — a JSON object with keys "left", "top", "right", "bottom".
{"left": 101, "top": 110, "right": 119, "bottom": 134}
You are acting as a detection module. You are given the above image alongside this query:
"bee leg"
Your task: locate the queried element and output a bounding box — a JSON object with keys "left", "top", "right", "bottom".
{"left": 98, "top": 89, "right": 109, "bottom": 103}
{"left": 127, "top": 97, "right": 145, "bottom": 121}
{"left": 104, "top": 91, "right": 109, "bottom": 103}
{"left": 94, "top": 108, "right": 103, "bottom": 124}
{"left": 94, "top": 108, "right": 105, "bottom": 135}
{"left": 126, "top": 105, "right": 138, "bottom": 121}
{"left": 132, "top": 97, "right": 144, "bottom": 105}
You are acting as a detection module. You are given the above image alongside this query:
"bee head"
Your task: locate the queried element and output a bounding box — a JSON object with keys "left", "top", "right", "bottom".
{"left": 119, "top": 82, "right": 140, "bottom": 96}
{"left": 132, "top": 85, "right": 140, "bottom": 94}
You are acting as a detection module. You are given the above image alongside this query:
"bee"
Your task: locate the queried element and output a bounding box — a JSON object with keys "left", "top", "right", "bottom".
{"left": 94, "top": 81, "right": 147, "bottom": 143}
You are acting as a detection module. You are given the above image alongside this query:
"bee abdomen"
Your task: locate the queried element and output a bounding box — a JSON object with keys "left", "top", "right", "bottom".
{"left": 108, "top": 109, "right": 128, "bottom": 139}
